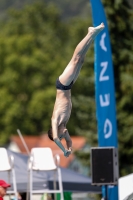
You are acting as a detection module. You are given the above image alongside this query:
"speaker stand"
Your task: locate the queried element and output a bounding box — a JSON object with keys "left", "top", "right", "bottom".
{"left": 101, "top": 185, "right": 108, "bottom": 200}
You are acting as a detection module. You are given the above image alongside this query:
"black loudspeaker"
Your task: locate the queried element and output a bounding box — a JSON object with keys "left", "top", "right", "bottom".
{"left": 91, "top": 147, "right": 119, "bottom": 185}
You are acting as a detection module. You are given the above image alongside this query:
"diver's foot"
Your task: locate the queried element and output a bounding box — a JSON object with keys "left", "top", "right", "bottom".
{"left": 88, "top": 23, "right": 105, "bottom": 36}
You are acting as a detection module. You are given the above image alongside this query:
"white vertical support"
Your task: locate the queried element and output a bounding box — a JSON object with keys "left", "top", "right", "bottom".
{"left": 12, "top": 168, "right": 18, "bottom": 199}
{"left": 30, "top": 167, "right": 33, "bottom": 200}
{"left": 53, "top": 170, "right": 57, "bottom": 200}
{"left": 58, "top": 168, "right": 64, "bottom": 200}
{"left": 10, "top": 155, "right": 18, "bottom": 199}
{"left": 8, "top": 171, "right": 11, "bottom": 200}
{"left": 26, "top": 171, "right": 30, "bottom": 200}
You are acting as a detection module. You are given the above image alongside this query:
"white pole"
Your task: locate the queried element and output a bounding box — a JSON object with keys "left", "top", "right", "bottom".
{"left": 17, "top": 129, "right": 30, "bottom": 156}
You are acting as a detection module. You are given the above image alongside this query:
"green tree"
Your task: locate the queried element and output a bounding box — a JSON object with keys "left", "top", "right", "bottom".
{"left": 102, "top": 0, "right": 133, "bottom": 176}
{"left": 0, "top": 2, "right": 69, "bottom": 143}
{"left": 1, "top": 0, "right": 133, "bottom": 179}
{"left": 0, "top": 2, "right": 93, "bottom": 144}
{"left": 0, "top": 0, "right": 91, "bottom": 21}
{"left": 73, "top": 0, "right": 133, "bottom": 178}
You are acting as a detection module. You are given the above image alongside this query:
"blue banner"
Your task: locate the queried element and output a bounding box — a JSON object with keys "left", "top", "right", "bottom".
{"left": 89, "top": 0, "right": 118, "bottom": 199}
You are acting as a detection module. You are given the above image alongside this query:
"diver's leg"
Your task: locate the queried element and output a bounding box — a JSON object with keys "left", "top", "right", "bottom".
{"left": 59, "top": 23, "right": 104, "bottom": 85}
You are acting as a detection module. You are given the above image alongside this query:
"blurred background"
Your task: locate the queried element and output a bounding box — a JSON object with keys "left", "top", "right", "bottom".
{"left": 0, "top": 1, "right": 133, "bottom": 199}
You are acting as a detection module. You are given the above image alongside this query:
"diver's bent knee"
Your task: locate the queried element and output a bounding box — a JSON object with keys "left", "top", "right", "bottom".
{"left": 73, "top": 55, "right": 84, "bottom": 65}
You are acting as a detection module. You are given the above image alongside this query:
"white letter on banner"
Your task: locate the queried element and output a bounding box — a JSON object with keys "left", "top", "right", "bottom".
{"left": 100, "top": 32, "right": 107, "bottom": 52}
{"left": 99, "top": 62, "right": 109, "bottom": 81}
{"left": 104, "top": 119, "right": 112, "bottom": 139}
{"left": 99, "top": 94, "right": 110, "bottom": 107}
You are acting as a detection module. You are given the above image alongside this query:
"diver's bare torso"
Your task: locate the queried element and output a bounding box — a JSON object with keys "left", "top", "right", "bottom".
{"left": 52, "top": 89, "right": 72, "bottom": 127}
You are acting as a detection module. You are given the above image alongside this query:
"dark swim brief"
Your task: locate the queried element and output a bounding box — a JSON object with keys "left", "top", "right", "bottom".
{"left": 56, "top": 78, "right": 73, "bottom": 90}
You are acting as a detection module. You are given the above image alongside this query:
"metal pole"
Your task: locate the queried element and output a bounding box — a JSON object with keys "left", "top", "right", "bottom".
{"left": 17, "top": 129, "right": 30, "bottom": 155}
{"left": 102, "top": 185, "right": 108, "bottom": 200}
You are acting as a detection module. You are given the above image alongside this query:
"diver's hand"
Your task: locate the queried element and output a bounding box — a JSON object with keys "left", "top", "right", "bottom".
{"left": 64, "top": 149, "right": 72, "bottom": 157}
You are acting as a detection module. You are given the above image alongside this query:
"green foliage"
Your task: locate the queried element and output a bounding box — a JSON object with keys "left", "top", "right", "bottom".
{"left": 72, "top": 0, "right": 133, "bottom": 178}
{"left": 102, "top": 0, "right": 133, "bottom": 176}
{"left": 0, "top": 0, "right": 91, "bottom": 21}
{"left": 0, "top": 0, "right": 133, "bottom": 179}
{"left": 0, "top": 2, "right": 69, "bottom": 143}
{"left": 0, "top": 2, "right": 93, "bottom": 144}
